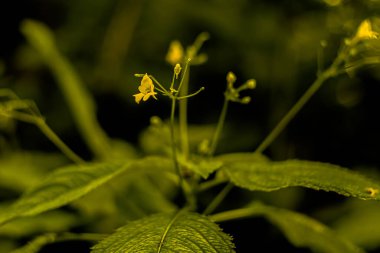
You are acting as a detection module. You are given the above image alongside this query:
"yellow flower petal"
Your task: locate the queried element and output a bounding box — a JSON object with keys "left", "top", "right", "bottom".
{"left": 354, "top": 19, "right": 379, "bottom": 41}
{"left": 133, "top": 93, "right": 144, "bottom": 104}
{"left": 141, "top": 74, "right": 153, "bottom": 89}
{"left": 143, "top": 92, "right": 158, "bottom": 101}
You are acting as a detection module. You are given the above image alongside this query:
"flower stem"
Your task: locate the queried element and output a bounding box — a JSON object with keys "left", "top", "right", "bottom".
{"left": 169, "top": 98, "right": 195, "bottom": 209}
{"left": 204, "top": 45, "right": 349, "bottom": 216}
{"left": 255, "top": 67, "right": 337, "bottom": 154}
{"left": 209, "top": 98, "right": 229, "bottom": 156}
{"left": 178, "top": 61, "right": 191, "bottom": 160}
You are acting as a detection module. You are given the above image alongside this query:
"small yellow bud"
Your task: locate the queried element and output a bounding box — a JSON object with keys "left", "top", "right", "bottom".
{"left": 174, "top": 63, "right": 182, "bottom": 79}
{"left": 226, "top": 72, "right": 237, "bottom": 84}
{"left": 150, "top": 116, "right": 162, "bottom": 126}
{"left": 241, "top": 96, "right": 251, "bottom": 104}
{"left": 246, "top": 79, "right": 256, "bottom": 89}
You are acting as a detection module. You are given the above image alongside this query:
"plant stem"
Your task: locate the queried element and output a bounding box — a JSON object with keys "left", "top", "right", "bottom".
{"left": 209, "top": 98, "right": 229, "bottom": 156}
{"left": 210, "top": 206, "right": 262, "bottom": 222}
{"left": 198, "top": 177, "right": 228, "bottom": 192}
{"left": 179, "top": 64, "right": 190, "bottom": 160}
{"left": 57, "top": 232, "right": 107, "bottom": 242}
{"left": 204, "top": 46, "right": 348, "bottom": 215}
{"left": 169, "top": 98, "right": 195, "bottom": 209}
{"left": 255, "top": 72, "right": 331, "bottom": 153}
{"left": 21, "top": 21, "right": 111, "bottom": 160}
{"left": 36, "top": 118, "right": 85, "bottom": 164}
{"left": 5, "top": 111, "right": 84, "bottom": 164}
{"left": 203, "top": 183, "right": 234, "bottom": 215}
{"left": 170, "top": 98, "right": 182, "bottom": 179}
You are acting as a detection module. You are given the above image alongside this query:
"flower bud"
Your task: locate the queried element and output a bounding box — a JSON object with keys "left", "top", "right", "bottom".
{"left": 246, "top": 79, "right": 256, "bottom": 89}
{"left": 241, "top": 96, "right": 251, "bottom": 104}
{"left": 226, "top": 72, "right": 236, "bottom": 84}
{"left": 174, "top": 63, "right": 182, "bottom": 79}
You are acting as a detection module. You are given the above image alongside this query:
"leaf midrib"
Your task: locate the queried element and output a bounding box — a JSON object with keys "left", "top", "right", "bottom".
{"left": 157, "top": 210, "right": 182, "bottom": 252}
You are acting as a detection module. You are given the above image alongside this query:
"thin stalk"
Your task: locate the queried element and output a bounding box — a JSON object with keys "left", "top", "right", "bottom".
{"left": 169, "top": 98, "right": 195, "bottom": 209}
{"left": 170, "top": 98, "right": 182, "bottom": 179}
{"left": 204, "top": 46, "right": 349, "bottom": 215}
{"left": 5, "top": 111, "right": 84, "bottom": 164}
{"left": 209, "top": 98, "right": 229, "bottom": 156}
{"left": 210, "top": 206, "right": 262, "bottom": 223}
{"left": 36, "top": 119, "right": 85, "bottom": 164}
{"left": 255, "top": 44, "right": 348, "bottom": 154}
{"left": 255, "top": 72, "right": 331, "bottom": 153}
{"left": 21, "top": 21, "right": 111, "bottom": 159}
{"left": 56, "top": 232, "right": 107, "bottom": 242}
{"left": 178, "top": 63, "right": 190, "bottom": 160}
{"left": 203, "top": 183, "right": 234, "bottom": 215}
{"left": 197, "top": 177, "right": 228, "bottom": 192}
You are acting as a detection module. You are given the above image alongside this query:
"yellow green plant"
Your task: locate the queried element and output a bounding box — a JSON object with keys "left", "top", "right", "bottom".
{"left": 0, "top": 16, "right": 380, "bottom": 253}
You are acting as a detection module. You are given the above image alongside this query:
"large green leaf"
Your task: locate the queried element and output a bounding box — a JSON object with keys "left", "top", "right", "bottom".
{"left": 0, "top": 156, "right": 173, "bottom": 226}
{"left": 211, "top": 202, "right": 364, "bottom": 253}
{"left": 223, "top": 159, "right": 380, "bottom": 200}
{"left": 92, "top": 210, "right": 235, "bottom": 253}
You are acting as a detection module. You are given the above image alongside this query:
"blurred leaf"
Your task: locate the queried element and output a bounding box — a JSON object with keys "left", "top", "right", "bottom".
{"left": 0, "top": 156, "right": 173, "bottom": 226}
{"left": 71, "top": 172, "right": 177, "bottom": 232}
{"left": 0, "top": 211, "right": 78, "bottom": 237}
{"left": 139, "top": 121, "right": 215, "bottom": 156}
{"left": 91, "top": 210, "right": 235, "bottom": 253}
{"left": 223, "top": 158, "right": 380, "bottom": 200}
{"left": 216, "top": 152, "right": 269, "bottom": 163}
{"left": 0, "top": 152, "right": 68, "bottom": 192}
{"left": 180, "top": 156, "right": 222, "bottom": 179}
{"left": 211, "top": 202, "right": 364, "bottom": 253}
{"left": 20, "top": 19, "right": 111, "bottom": 159}
{"left": 332, "top": 200, "right": 380, "bottom": 249}
{"left": 259, "top": 204, "right": 365, "bottom": 253}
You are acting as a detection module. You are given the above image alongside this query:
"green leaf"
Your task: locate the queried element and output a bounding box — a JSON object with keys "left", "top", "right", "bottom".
{"left": 92, "top": 211, "right": 235, "bottom": 253}
{"left": 259, "top": 205, "right": 365, "bottom": 253}
{"left": 180, "top": 156, "right": 223, "bottom": 179}
{"left": 332, "top": 200, "right": 380, "bottom": 249}
{"left": 0, "top": 152, "right": 68, "bottom": 192}
{"left": 211, "top": 202, "right": 364, "bottom": 253}
{"left": 223, "top": 159, "right": 380, "bottom": 200}
{"left": 0, "top": 210, "right": 78, "bottom": 237}
{"left": 0, "top": 156, "right": 173, "bottom": 226}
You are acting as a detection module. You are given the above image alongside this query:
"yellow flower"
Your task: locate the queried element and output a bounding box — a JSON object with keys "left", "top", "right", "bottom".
{"left": 353, "top": 19, "right": 379, "bottom": 42}
{"left": 133, "top": 74, "right": 157, "bottom": 104}
{"left": 166, "top": 40, "right": 184, "bottom": 65}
